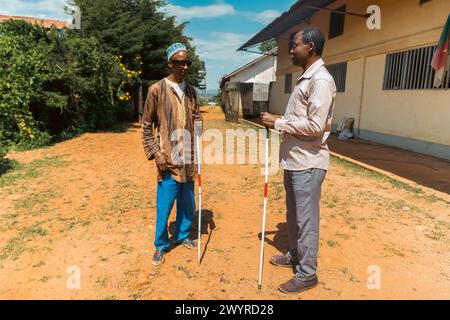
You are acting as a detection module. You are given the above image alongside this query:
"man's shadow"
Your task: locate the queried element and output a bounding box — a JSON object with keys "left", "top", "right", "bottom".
{"left": 168, "top": 209, "right": 216, "bottom": 263}
{"left": 258, "top": 222, "right": 297, "bottom": 274}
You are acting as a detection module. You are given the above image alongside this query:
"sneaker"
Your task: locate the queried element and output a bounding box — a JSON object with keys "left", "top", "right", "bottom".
{"left": 152, "top": 249, "right": 166, "bottom": 267}
{"left": 270, "top": 252, "right": 298, "bottom": 268}
{"left": 175, "top": 238, "right": 197, "bottom": 250}
{"left": 278, "top": 275, "right": 318, "bottom": 294}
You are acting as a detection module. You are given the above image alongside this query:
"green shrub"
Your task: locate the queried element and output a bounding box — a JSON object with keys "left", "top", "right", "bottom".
{"left": 0, "top": 20, "right": 125, "bottom": 149}
{"left": 0, "top": 1, "right": 204, "bottom": 151}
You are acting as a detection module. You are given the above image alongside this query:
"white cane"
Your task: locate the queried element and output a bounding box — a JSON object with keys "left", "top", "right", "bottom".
{"left": 194, "top": 119, "right": 203, "bottom": 265}
{"left": 258, "top": 128, "right": 269, "bottom": 290}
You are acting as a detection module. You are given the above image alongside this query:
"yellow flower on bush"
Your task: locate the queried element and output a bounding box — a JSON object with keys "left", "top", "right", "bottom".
{"left": 115, "top": 55, "right": 142, "bottom": 103}
{"left": 118, "top": 91, "right": 131, "bottom": 101}
{"left": 16, "top": 117, "right": 35, "bottom": 139}
{"left": 115, "top": 56, "right": 142, "bottom": 80}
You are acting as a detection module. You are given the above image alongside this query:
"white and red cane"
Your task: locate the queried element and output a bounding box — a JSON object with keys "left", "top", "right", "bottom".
{"left": 194, "top": 119, "right": 203, "bottom": 265}
{"left": 258, "top": 128, "right": 270, "bottom": 289}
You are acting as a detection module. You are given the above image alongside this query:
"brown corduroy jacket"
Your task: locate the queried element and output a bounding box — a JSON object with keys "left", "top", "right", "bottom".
{"left": 141, "top": 78, "right": 199, "bottom": 183}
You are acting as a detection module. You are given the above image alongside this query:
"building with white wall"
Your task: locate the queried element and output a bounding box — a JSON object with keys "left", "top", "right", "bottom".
{"left": 220, "top": 48, "right": 277, "bottom": 120}
{"left": 239, "top": 0, "right": 450, "bottom": 160}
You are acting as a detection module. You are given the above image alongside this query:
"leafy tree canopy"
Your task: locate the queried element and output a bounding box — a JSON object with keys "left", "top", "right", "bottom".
{"left": 71, "top": 0, "right": 204, "bottom": 86}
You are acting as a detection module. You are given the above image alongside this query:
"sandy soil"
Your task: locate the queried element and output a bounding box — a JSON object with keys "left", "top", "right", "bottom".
{"left": 0, "top": 106, "right": 449, "bottom": 300}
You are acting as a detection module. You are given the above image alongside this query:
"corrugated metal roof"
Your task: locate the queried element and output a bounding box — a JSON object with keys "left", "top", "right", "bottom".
{"left": 238, "top": 0, "right": 337, "bottom": 51}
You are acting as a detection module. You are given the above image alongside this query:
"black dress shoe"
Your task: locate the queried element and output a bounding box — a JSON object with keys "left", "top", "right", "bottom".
{"left": 278, "top": 275, "right": 318, "bottom": 294}
{"left": 269, "top": 253, "right": 298, "bottom": 268}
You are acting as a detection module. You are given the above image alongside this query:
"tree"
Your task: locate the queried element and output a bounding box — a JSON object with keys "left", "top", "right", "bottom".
{"left": 0, "top": 21, "right": 55, "bottom": 147}
{"left": 0, "top": 0, "right": 205, "bottom": 154}
{"left": 259, "top": 39, "right": 277, "bottom": 53}
{"left": 210, "top": 93, "right": 222, "bottom": 105}
{"left": 71, "top": 0, "right": 204, "bottom": 87}
{"left": 0, "top": 20, "right": 124, "bottom": 150}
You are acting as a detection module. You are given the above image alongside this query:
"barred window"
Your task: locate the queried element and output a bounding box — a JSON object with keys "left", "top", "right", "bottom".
{"left": 285, "top": 73, "right": 292, "bottom": 94}
{"left": 383, "top": 45, "right": 449, "bottom": 90}
{"left": 327, "top": 62, "right": 347, "bottom": 92}
{"left": 329, "top": 5, "right": 346, "bottom": 39}
{"left": 288, "top": 32, "right": 296, "bottom": 53}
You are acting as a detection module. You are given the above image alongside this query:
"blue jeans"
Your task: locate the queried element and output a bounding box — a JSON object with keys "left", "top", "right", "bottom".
{"left": 155, "top": 171, "right": 195, "bottom": 251}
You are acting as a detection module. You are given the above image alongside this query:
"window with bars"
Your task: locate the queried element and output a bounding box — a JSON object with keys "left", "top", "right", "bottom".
{"left": 288, "top": 32, "right": 296, "bottom": 53}
{"left": 383, "top": 45, "right": 449, "bottom": 90}
{"left": 329, "top": 5, "right": 346, "bottom": 39}
{"left": 327, "top": 62, "right": 347, "bottom": 92}
{"left": 285, "top": 73, "right": 293, "bottom": 94}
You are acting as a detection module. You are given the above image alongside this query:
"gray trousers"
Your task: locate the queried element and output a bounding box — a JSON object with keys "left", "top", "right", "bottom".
{"left": 284, "top": 168, "right": 326, "bottom": 280}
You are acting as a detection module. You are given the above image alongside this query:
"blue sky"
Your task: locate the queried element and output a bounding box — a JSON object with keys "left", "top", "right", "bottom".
{"left": 0, "top": 0, "right": 298, "bottom": 91}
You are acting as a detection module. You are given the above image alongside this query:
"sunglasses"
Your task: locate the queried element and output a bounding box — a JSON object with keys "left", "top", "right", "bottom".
{"left": 171, "top": 60, "right": 192, "bottom": 67}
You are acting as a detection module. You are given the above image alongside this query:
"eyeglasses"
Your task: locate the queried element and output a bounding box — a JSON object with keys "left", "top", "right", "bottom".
{"left": 171, "top": 60, "right": 192, "bottom": 67}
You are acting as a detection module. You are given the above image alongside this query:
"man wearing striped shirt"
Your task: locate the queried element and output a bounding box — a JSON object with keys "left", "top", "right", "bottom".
{"left": 141, "top": 43, "right": 201, "bottom": 267}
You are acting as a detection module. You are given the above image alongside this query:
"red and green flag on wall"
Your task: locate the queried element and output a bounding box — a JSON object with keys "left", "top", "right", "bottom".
{"left": 431, "top": 14, "right": 450, "bottom": 88}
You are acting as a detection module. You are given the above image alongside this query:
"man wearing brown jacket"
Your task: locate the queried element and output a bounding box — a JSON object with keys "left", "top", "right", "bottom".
{"left": 141, "top": 43, "right": 201, "bottom": 266}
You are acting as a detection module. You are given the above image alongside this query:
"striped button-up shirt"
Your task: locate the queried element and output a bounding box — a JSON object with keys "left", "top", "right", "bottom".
{"left": 275, "top": 58, "right": 336, "bottom": 171}
{"left": 141, "top": 78, "right": 199, "bottom": 183}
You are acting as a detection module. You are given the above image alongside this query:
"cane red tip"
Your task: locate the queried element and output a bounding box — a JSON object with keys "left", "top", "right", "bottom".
{"left": 264, "top": 183, "right": 268, "bottom": 198}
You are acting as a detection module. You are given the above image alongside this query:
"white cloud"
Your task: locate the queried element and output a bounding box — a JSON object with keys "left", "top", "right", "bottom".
{"left": 0, "top": 0, "right": 69, "bottom": 20}
{"left": 164, "top": 3, "right": 236, "bottom": 22}
{"left": 250, "top": 10, "right": 281, "bottom": 25}
{"left": 192, "top": 32, "right": 257, "bottom": 62}
{"left": 191, "top": 32, "right": 262, "bottom": 89}
{"left": 163, "top": 2, "right": 280, "bottom": 25}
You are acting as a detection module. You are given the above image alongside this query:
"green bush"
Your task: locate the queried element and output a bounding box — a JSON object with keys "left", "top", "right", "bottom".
{"left": 0, "top": 20, "right": 126, "bottom": 150}
{"left": 0, "top": 1, "right": 204, "bottom": 152}
{"left": 0, "top": 23, "right": 49, "bottom": 147}
{"left": 0, "top": 143, "right": 8, "bottom": 163}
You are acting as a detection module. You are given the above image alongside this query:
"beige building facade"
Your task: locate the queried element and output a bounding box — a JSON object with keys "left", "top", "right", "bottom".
{"left": 242, "top": 0, "right": 450, "bottom": 160}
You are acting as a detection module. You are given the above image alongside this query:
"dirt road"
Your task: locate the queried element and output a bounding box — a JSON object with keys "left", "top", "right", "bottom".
{"left": 0, "top": 107, "right": 449, "bottom": 299}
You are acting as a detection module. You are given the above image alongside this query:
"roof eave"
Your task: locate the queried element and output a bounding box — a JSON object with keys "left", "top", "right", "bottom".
{"left": 238, "top": 0, "right": 337, "bottom": 51}
{"left": 224, "top": 47, "right": 277, "bottom": 80}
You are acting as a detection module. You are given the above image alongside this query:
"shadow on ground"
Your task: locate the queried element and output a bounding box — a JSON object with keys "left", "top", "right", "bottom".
{"left": 258, "top": 222, "right": 289, "bottom": 254}
{"left": 258, "top": 223, "right": 298, "bottom": 274}
{"left": 96, "top": 121, "right": 141, "bottom": 133}
{"left": 0, "top": 158, "right": 18, "bottom": 176}
{"left": 167, "top": 209, "right": 216, "bottom": 263}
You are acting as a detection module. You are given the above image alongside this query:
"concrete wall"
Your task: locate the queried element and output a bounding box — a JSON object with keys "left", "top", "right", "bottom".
{"left": 334, "top": 58, "right": 364, "bottom": 131}
{"left": 270, "top": 0, "right": 450, "bottom": 159}
{"left": 360, "top": 54, "right": 450, "bottom": 152}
